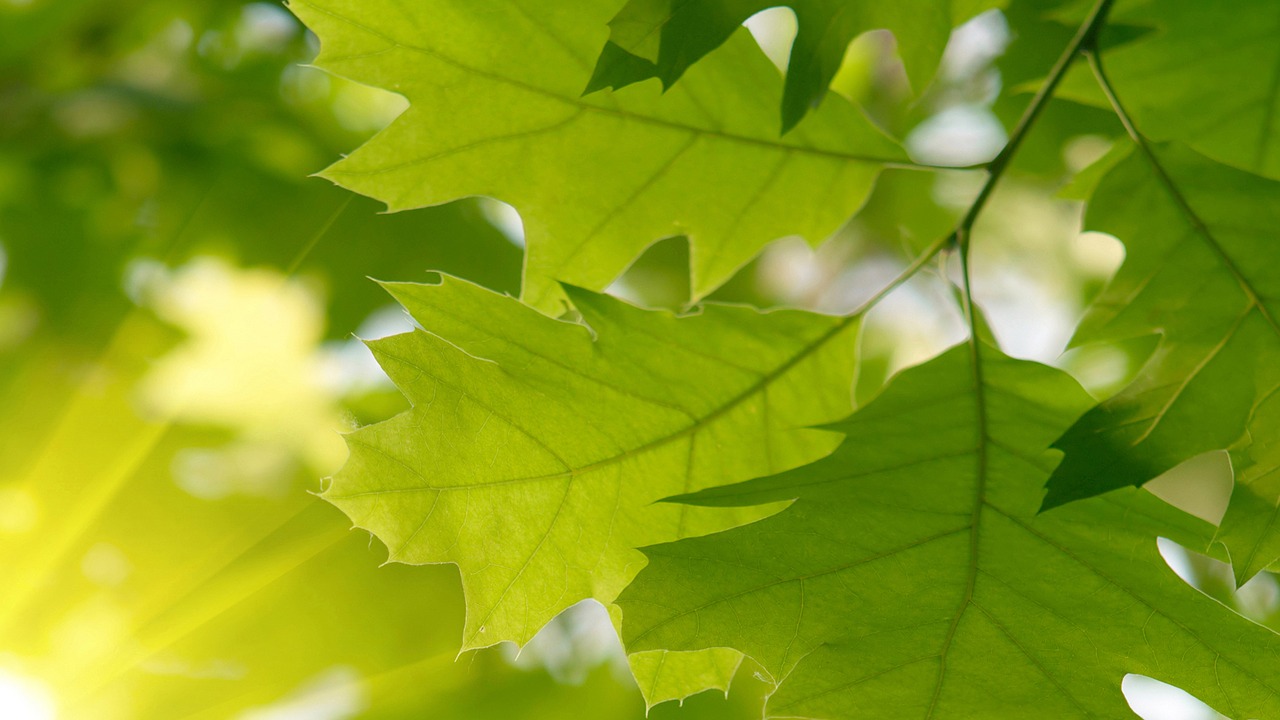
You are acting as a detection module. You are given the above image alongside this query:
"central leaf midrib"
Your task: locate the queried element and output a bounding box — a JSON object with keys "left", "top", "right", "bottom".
{"left": 331, "top": 314, "right": 859, "bottom": 499}
{"left": 1092, "top": 51, "right": 1280, "bottom": 342}
{"left": 924, "top": 339, "right": 990, "bottom": 719}
{"left": 1142, "top": 148, "right": 1280, "bottom": 338}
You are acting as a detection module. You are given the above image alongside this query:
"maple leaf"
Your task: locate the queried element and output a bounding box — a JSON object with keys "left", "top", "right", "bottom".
{"left": 588, "top": 0, "right": 1005, "bottom": 133}
{"left": 620, "top": 342, "right": 1280, "bottom": 719}
{"left": 290, "top": 0, "right": 909, "bottom": 313}
{"left": 320, "top": 275, "right": 860, "bottom": 704}
{"left": 1053, "top": 0, "right": 1280, "bottom": 178}
{"left": 1042, "top": 135, "right": 1280, "bottom": 585}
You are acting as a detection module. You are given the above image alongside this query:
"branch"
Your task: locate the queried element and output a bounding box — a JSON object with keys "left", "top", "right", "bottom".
{"left": 869, "top": 0, "right": 1118, "bottom": 311}
{"left": 819, "top": 0, "right": 1117, "bottom": 336}
{"left": 956, "top": 0, "right": 1116, "bottom": 246}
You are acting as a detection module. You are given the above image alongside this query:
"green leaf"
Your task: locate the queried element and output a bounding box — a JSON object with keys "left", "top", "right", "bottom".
{"left": 627, "top": 647, "right": 744, "bottom": 707}
{"left": 321, "top": 275, "right": 861, "bottom": 704}
{"left": 1055, "top": 0, "right": 1280, "bottom": 178}
{"left": 620, "top": 342, "right": 1280, "bottom": 718}
{"left": 290, "top": 0, "right": 907, "bottom": 313}
{"left": 588, "top": 0, "right": 1004, "bottom": 133}
{"left": 1043, "top": 144, "right": 1280, "bottom": 584}
{"left": 1218, "top": 389, "right": 1280, "bottom": 588}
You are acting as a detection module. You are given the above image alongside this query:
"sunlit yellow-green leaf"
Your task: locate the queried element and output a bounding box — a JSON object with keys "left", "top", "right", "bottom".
{"left": 290, "top": 0, "right": 908, "bottom": 312}
{"left": 322, "top": 275, "right": 860, "bottom": 704}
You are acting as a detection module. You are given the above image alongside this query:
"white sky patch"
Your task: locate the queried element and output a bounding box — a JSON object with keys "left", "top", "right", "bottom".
{"left": 744, "top": 7, "right": 798, "bottom": 71}
{"left": 479, "top": 198, "right": 526, "bottom": 248}
{"left": 504, "top": 600, "right": 626, "bottom": 685}
{"left": 0, "top": 668, "right": 57, "bottom": 720}
{"left": 318, "top": 304, "right": 418, "bottom": 394}
{"left": 908, "top": 105, "right": 1007, "bottom": 167}
{"left": 1124, "top": 675, "right": 1223, "bottom": 720}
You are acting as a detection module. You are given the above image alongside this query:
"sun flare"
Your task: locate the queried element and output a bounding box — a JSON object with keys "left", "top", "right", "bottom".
{"left": 0, "top": 669, "right": 56, "bottom": 720}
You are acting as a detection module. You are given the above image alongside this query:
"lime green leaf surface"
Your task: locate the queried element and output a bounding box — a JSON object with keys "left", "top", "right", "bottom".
{"left": 589, "top": 0, "right": 1003, "bottom": 133}
{"left": 627, "top": 647, "right": 744, "bottom": 707}
{"left": 321, "top": 276, "right": 860, "bottom": 703}
{"left": 290, "top": 0, "right": 907, "bottom": 312}
{"left": 1042, "top": 144, "right": 1280, "bottom": 584}
{"left": 620, "top": 343, "right": 1280, "bottom": 718}
{"left": 1056, "top": 0, "right": 1280, "bottom": 178}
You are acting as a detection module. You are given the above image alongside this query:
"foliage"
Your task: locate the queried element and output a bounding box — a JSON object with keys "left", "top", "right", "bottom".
{"left": 324, "top": 276, "right": 858, "bottom": 703}
{"left": 290, "top": 0, "right": 907, "bottom": 312}
{"left": 291, "top": 0, "right": 1280, "bottom": 716}
{"left": 623, "top": 343, "right": 1280, "bottom": 718}
{"left": 1045, "top": 142, "right": 1280, "bottom": 587}
{"left": 5, "top": 0, "right": 1280, "bottom": 717}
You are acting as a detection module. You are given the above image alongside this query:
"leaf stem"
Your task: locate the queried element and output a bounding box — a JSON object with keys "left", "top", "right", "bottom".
{"left": 947, "top": 0, "right": 1117, "bottom": 354}
{"left": 956, "top": 0, "right": 1116, "bottom": 247}
{"left": 857, "top": 0, "right": 1117, "bottom": 323}
{"left": 923, "top": 4, "right": 1115, "bottom": 702}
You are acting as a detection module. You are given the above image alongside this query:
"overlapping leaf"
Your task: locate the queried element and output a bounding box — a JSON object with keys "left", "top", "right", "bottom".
{"left": 620, "top": 342, "right": 1280, "bottom": 718}
{"left": 322, "top": 275, "right": 861, "bottom": 704}
{"left": 1043, "top": 143, "right": 1280, "bottom": 584}
{"left": 1054, "top": 0, "right": 1280, "bottom": 178}
{"left": 589, "top": 0, "right": 1003, "bottom": 132}
{"left": 291, "top": 0, "right": 907, "bottom": 313}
